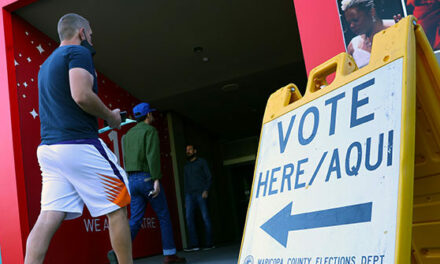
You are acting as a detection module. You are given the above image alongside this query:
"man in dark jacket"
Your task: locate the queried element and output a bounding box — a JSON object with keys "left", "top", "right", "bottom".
{"left": 183, "top": 145, "right": 214, "bottom": 252}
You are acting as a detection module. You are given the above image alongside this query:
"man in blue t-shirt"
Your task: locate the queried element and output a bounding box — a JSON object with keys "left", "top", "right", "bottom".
{"left": 24, "top": 13, "right": 133, "bottom": 264}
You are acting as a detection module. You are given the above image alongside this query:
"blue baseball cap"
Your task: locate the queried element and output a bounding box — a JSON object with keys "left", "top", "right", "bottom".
{"left": 133, "top": 102, "right": 156, "bottom": 119}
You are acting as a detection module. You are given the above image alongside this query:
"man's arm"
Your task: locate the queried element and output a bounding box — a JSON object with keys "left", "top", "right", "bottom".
{"left": 201, "top": 159, "right": 212, "bottom": 199}
{"left": 183, "top": 165, "right": 188, "bottom": 195}
{"left": 145, "top": 128, "right": 162, "bottom": 198}
{"left": 69, "top": 68, "right": 120, "bottom": 128}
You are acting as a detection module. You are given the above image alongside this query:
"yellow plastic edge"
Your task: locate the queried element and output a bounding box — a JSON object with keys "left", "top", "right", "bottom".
{"left": 394, "top": 16, "right": 416, "bottom": 264}
{"left": 410, "top": 19, "right": 440, "bottom": 264}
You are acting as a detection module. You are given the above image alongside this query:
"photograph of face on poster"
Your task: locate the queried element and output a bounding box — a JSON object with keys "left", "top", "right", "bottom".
{"left": 337, "top": 0, "right": 440, "bottom": 68}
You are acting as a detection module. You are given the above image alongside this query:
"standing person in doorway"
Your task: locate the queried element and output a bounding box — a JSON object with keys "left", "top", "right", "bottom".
{"left": 183, "top": 145, "right": 214, "bottom": 252}
{"left": 24, "top": 13, "right": 133, "bottom": 264}
{"left": 110, "top": 102, "right": 186, "bottom": 264}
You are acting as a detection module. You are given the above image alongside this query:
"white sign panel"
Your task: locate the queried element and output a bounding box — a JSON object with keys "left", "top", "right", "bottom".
{"left": 240, "top": 58, "right": 403, "bottom": 264}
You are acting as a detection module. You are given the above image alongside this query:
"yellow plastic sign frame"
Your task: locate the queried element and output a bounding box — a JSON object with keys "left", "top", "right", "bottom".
{"left": 240, "top": 16, "right": 440, "bottom": 264}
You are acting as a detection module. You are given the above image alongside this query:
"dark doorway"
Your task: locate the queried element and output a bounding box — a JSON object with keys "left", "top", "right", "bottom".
{"left": 228, "top": 162, "right": 255, "bottom": 232}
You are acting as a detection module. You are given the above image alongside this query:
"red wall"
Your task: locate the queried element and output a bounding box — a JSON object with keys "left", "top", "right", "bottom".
{"left": 293, "top": 0, "right": 345, "bottom": 75}
{"left": 12, "top": 14, "right": 181, "bottom": 263}
{"left": 0, "top": 7, "right": 28, "bottom": 264}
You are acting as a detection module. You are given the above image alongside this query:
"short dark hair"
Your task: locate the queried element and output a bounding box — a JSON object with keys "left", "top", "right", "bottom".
{"left": 135, "top": 112, "right": 153, "bottom": 122}
{"left": 135, "top": 115, "right": 147, "bottom": 122}
{"left": 57, "top": 13, "right": 90, "bottom": 41}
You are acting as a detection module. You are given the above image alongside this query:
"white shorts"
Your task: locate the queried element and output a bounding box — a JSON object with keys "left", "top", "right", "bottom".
{"left": 37, "top": 138, "right": 131, "bottom": 220}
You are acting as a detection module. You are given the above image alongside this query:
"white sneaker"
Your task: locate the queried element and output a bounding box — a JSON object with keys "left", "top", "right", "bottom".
{"left": 183, "top": 247, "right": 200, "bottom": 252}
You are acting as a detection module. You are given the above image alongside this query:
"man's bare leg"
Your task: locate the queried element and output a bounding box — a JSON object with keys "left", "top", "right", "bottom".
{"left": 108, "top": 207, "right": 133, "bottom": 264}
{"left": 24, "top": 211, "right": 66, "bottom": 264}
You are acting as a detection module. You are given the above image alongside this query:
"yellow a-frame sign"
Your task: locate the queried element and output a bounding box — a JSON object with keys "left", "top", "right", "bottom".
{"left": 239, "top": 16, "right": 440, "bottom": 264}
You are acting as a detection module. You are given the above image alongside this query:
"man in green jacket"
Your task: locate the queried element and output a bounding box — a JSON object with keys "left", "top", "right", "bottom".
{"left": 122, "top": 102, "right": 185, "bottom": 264}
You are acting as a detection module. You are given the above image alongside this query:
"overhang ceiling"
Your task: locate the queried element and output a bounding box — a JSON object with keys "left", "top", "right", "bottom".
{"left": 15, "top": 0, "right": 306, "bottom": 140}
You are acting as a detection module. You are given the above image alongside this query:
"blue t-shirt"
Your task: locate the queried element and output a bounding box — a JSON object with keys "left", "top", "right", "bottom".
{"left": 38, "top": 45, "right": 98, "bottom": 145}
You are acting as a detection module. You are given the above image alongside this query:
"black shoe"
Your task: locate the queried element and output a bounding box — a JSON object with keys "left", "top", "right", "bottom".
{"left": 183, "top": 247, "right": 200, "bottom": 252}
{"left": 202, "top": 245, "right": 215, "bottom": 251}
{"left": 107, "top": 250, "right": 118, "bottom": 264}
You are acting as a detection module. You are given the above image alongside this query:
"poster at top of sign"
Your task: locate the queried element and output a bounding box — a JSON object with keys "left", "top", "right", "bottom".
{"left": 239, "top": 58, "right": 404, "bottom": 264}
{"left": 337, "top": 0, "right": 439, "bottom": 68}
{"left": 336, "top": 0, "right": 405, "bottom": 68}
